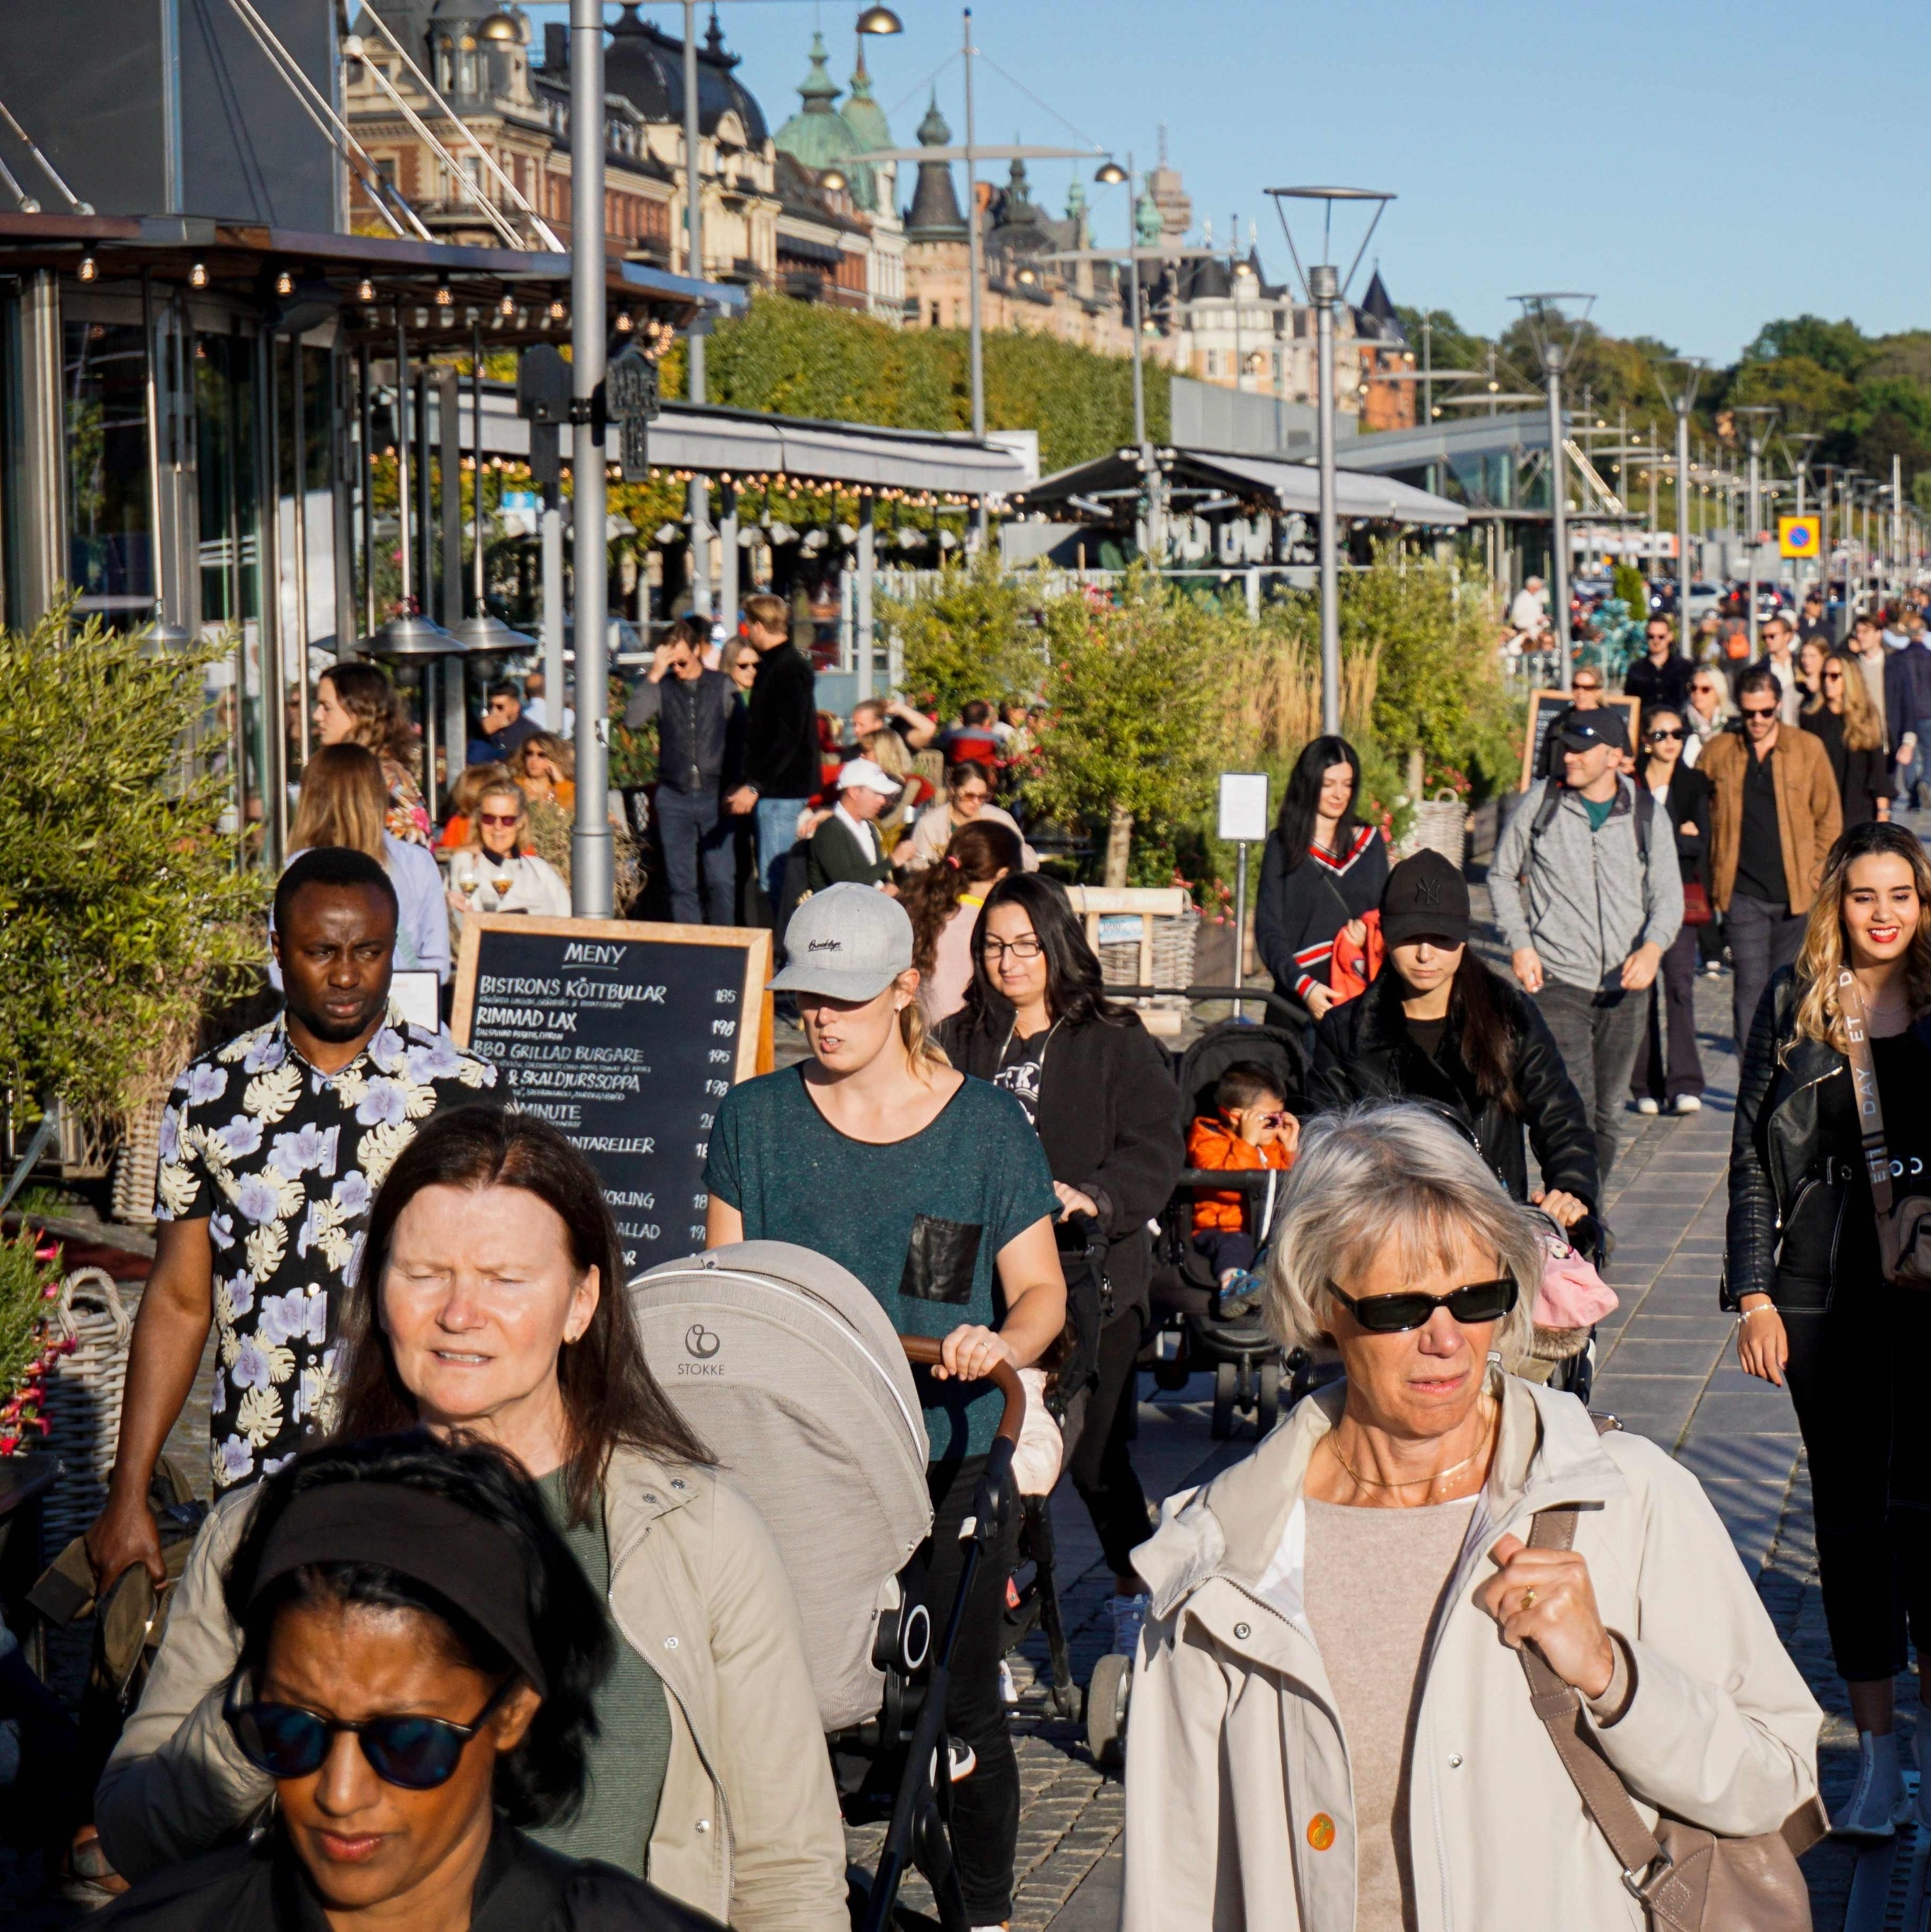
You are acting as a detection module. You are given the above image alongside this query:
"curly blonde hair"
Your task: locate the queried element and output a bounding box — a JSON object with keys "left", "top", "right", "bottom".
{"left": 1791, "top": 822, "right": 1931, "bottom": 1056}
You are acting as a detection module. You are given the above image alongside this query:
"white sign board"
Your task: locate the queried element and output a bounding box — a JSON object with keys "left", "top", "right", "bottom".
{"left": 1217, "top": 771, "right": 1271, "bottom": 844}
{"left": 390, "top": 970, "right": 442, "bottom": 1034}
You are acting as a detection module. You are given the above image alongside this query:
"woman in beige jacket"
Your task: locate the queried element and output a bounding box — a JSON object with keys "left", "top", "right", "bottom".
{"left": 96, "top": 1108, "right": 848, "bottom": 1932}
{"left": 1122, "top": 1102, "right": 1821, "bottom": 1932}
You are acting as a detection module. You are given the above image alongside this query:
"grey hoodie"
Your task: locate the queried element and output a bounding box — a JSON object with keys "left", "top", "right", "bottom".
{"left": 1489, "top": 778, "right": 1683, "bottom": 992}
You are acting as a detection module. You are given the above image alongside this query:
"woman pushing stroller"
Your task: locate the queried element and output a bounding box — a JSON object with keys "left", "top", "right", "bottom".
{"left": 706, "top": 883, "right": 1067, "bottom": 1932}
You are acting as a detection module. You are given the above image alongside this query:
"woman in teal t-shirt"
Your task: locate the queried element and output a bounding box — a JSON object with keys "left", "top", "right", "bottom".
{"left": 704, "top": 882, "right": 1065, "bottom": 1932}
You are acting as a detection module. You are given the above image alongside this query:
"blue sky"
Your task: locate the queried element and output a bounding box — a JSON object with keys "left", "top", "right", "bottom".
{"left": 527, "top": 0, "right": 1931, "bottom": 360}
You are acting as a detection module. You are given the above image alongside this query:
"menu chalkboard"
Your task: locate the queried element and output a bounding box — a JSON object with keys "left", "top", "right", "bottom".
{"left": 1518, "top": 687, "right": 1642, "bottom": 790}
{"left": 450, "top": 917, "right": 773, "bottom": 1275}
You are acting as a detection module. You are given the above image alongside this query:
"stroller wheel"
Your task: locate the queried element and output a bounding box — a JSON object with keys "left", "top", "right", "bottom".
{"left": 1211, "top": 1359, "right": 1238, "bottom": 1439}
{"left": 1086, "top": 1652, "right": 1132, "bottom": 1771}
{"left": 1259, "top": 1357, "right": 1281, "bottom": 1430}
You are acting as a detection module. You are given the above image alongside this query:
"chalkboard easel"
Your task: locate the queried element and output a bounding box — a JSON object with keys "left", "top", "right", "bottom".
{"left": 450, "top": 916, "right": 774, "bottom": 1275}
{"left": 1518, "top": 687, "right": 1643, "bottom": 791}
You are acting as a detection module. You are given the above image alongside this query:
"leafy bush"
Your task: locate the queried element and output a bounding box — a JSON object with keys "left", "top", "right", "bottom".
{"left": 0, "top": 604, "right": 268, "bottom": 1127}
{"left": 0, "top": 1224, "right": 62, "bottom": 1457}
{"left": 878, "top": 555, "right": 1048, "bottom": 723}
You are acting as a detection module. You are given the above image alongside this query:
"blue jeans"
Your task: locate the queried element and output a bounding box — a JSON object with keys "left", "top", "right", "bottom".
{"left": 1900, "top": 715, "right": 1931, "bottom": 802}
{"left": 753, "top": 795, "right": 808, "bottom": 912}
{"left": 655, "top": 785, "right": 735, "bottom": 925}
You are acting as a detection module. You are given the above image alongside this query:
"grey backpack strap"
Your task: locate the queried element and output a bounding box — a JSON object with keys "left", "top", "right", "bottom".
{"left": 1519, "top": 776, "right": 1566, "bottom": 891}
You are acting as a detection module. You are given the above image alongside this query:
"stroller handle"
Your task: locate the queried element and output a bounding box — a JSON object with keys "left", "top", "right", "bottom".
{"left": 899, "top": 1334, "right": 1026, "bottom": 1447}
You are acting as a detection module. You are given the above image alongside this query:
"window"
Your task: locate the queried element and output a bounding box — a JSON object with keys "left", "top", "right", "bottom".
{"left": 64, "top": 321, "right": 154, "bottom": 608}
{"left": 930, "top": 301, "right": 941, "bottom": 328}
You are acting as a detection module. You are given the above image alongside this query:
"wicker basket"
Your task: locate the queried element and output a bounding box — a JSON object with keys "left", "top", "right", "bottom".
{"left": 40, "top": 1266, "right": 133, "bottom": 1560}
{"left": 1399, "top": 789, "right": 1469, "bottom": 868}
{"left": 111, "top": 1097, "right": 167, "bottom": 1227}
{"left": 1098, "top": 906, "right": 1200, "bottom": 990}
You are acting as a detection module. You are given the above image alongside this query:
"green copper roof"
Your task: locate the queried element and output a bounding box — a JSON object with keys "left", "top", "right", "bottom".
{"left": 843, "top": 48, "right": 892, "bottom": 156}
{"left": 773, "top": 31, "right": 876, "bottom": 210}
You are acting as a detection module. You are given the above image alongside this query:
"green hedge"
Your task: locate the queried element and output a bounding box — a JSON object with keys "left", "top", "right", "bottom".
{"left": 663, "top": 292, "right": 1169, "bottom": 474}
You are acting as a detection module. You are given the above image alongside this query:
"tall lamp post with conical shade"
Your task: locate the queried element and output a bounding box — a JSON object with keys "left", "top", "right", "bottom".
{"left": 1266, "top": 185, "right": 1396, "bottom": 735}
{"left": 1654, "top": 355, "right": 1703, "bottom": 660}
{"left": 1511, "top": 292, "right": 1595, "bottom": 689}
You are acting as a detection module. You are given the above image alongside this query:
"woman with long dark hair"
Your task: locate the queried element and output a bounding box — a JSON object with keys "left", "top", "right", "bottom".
{"left": 1801, "top": 650, "right": 1891, "bottom": 828}
{"left": 1253, "top": 735, "right": 1389, "bottom": 1020}
{"left": 938, "top": 873, "right": 1184, "bottom": 1661}
{"left": 97, "top": 1108, "right": 848, "bottom": 1932}
{"left": 97, "top": 1434, "right": 716, "bottom": 1931}
{"left": 312, "top": 660, "right": 430, "bottom": 846}
{"left": 1629, "top": 704, "right": 1711, "bottom": 1115}
{"left": 1729, "top": 820, "right": 1931, "bottom": 1836}
{"left": 1310, "top": 850, "right": 1598, "bottom": 1228}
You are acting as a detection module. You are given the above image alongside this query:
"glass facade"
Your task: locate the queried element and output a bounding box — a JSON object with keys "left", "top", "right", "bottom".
{"left": 64, "top": 320, "right": 154, "bottom": 615}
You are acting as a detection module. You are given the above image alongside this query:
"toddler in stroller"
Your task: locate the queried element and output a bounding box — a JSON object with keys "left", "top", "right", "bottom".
{"left": 1185, "top": 1060, "right": 1300, "bottom": 1318}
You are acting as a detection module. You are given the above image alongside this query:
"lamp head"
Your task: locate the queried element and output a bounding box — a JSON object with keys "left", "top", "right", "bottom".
{"left": 477, "top": 10, "right": 521, "bottom": 42}
{"left": 856, "top": 4, "right": 903, "bottom": 31}
{"left": 818, "top": 166, "right": 848, "bottom": 193}
{"left": 1094, "top": 159, "right": 1128, "bottom": 186}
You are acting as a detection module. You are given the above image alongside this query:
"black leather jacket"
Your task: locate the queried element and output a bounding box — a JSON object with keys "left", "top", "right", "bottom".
{"left": 624, "top": 667, "right": 737, "bottom": 796}
{"left": 1724, "top": 964, "right": 1907, "bottom": 1311}
{"left": 1309, "top": 967, "right": 1599, "bottom": 1212}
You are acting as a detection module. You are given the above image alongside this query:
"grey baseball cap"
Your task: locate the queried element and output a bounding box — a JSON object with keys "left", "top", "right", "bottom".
{"left": 769, "top": 882, "right": 913, "bottom": 1000}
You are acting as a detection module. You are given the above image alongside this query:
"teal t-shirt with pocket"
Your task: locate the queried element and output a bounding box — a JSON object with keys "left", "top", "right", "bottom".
{"left": 703, "top": 1066, "right": 1059, "bottom": 1460}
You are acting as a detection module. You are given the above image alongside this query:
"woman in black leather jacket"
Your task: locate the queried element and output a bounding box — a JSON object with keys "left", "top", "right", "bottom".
{"left": 1728, "top": 820, "right": 1931, "bottom": 1838}
{"left": 1310, "top": 851, "right": 1599, "bottom": 1225}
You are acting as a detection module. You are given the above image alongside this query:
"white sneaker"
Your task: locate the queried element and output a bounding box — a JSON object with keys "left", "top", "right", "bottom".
{"left": 1673, "top": 1093, "right": 1702, "bottom": 1115}
{"left": 997, "top": 1659, "right": 1018, "bottom": 1707}
{"left": 1634, "top": 1097, "right": 1661, "bottom": 1116}
{"left": 1108, "top": 1592, "right": 1149, "bottom": 1659}
{"left": 1833, "top": 1731, "right": 1906, "bottom": 1839}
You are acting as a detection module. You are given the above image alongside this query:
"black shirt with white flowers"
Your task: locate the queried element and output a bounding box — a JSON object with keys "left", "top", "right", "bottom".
{"left": 154, "top": 1005, "right": 498, "bottom": 1493}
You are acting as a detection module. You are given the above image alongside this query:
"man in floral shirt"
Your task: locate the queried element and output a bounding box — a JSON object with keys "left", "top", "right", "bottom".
{"left": 85, "top": 849, "right": 497, "bottom": 1593}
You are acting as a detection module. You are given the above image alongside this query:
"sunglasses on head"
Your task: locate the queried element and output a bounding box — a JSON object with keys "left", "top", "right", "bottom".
{"left": 224, "top": 1672, "right": 516, "bottom": 1790}
{"left": 1328, "top": 1275, "right": 1518, "bottom": 1335}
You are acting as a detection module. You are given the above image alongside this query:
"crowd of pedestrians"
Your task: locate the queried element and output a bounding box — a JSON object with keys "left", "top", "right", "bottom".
{"left": 30, "top": 577, "right": 1931, "bottom": 1931}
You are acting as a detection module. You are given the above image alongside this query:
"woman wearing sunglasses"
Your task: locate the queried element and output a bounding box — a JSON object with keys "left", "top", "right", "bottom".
{"left": 1121, "top": 1102, "right": 1821, "bottom": 1931}
{"left": 1800, "top": 650, "right": 1890, "bottom": 829}
{"left": 98, "top": 1434, "right": 714, "bottom": 1931}
{"left": 1628, "top": 707, "right": 1710, "bottom": 1117}
{"left": 445, "top": 781, "right": 571, "bottom": 925}
{"left": 97, "top": 1108, "right": 848, "bottom": 1932}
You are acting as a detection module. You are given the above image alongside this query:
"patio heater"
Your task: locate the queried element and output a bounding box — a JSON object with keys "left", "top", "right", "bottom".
{"left": 451, "top": 319, "right": 537, "bottom": 658}
{"left": 1266, "top": 185, "right": 1396, "bottom": 736}
{"left": 1510, "top": 294, "right": 1594, "bottom": 691}
{"left": 1731, "top": 406, "right": 1778, "bottom": 654}
{"left": 1654, "top": 357, "right": 1703, "bottom": 657}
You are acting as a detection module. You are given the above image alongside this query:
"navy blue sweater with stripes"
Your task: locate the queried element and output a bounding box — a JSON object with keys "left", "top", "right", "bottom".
{"left": 1253, "top": 824, "right": 1389, "bottom": 1004}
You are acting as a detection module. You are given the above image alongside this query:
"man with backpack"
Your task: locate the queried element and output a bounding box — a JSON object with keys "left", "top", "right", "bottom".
{"left": 1491, "top": 709, "right": 1683, "bottom": 1182}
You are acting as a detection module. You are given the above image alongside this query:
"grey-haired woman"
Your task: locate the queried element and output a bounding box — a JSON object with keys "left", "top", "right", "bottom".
{"left": 1121, "top": 1101, "right": 1820, "bottom": 1932}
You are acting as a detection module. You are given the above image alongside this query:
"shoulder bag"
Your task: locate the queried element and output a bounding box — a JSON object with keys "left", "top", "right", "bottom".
{"left": 1834, "top": 968, "right": 1931, "bottom": 1286}
{"left": 1520, "top": 1505, "right": 1826, "bottom": 1931}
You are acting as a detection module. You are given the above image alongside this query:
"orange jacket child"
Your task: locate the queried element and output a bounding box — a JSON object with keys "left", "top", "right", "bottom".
{"left": 1186, "top": 1112, "right": 1295, "bottom": 1234}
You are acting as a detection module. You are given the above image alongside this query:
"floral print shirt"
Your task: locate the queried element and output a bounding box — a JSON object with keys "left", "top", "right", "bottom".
{"left": 154, "top": 1005, "right": 497, "bottom": 1493}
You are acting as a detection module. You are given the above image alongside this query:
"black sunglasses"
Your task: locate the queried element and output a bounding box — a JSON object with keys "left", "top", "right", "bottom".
{"left": 1646, "top": 728, "right": 1684, "bottom": 742}
{"left": 225, "top": 1672, "right": 516, "bottom": 1790}
{"left": 1328, "top": 1276, "right": 1518, "bottom": 1335}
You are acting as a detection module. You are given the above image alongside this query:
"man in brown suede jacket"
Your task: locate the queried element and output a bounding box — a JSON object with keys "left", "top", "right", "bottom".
{"left": 1699, "top": 664, "right": 1842, "bottom": 1052}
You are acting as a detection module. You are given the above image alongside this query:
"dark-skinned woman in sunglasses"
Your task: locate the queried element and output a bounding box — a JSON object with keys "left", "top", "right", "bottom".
{"left": 1121, "top": 1101, "right": 1821, "bottom": 1931}
{"left": 97, "top": 1434, "right": 716, "bottom": 1932}
{"left": 97, "top": 1109, "right": 847, "bottom": 1932}
{"left": 1628, "top": 706, "right": 1711, "bottom": 1116}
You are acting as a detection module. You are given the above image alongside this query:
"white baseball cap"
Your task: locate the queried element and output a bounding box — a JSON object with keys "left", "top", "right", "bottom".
{"left": 835, "top": 757, "right": 899, "bottom": 798}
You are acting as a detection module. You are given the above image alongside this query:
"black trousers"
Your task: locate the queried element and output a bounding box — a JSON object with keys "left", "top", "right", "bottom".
{"left": 924, "top": 1453, "right": 1022, "bottom": 1924}
{"left": 1727, "top": 892, "right": 1806, "bottom": 1054}
{"left": 1067, "top": 1309, "right": 1154, "bottom": 1582}
{"left": 1782, "top": 1280, "right": 1931, "bottom": 1682}
{"left": 1632, "top": 924, "right": 1705, "bottom": 1103}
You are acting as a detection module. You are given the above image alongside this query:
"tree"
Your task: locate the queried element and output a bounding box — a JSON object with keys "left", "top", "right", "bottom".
{"left": 1026, "top": 572, "right": 1224, "bottom": 885}
{"left": 877, "top": 555, "right": 1047, "bottom": 724}
{"left": 0, "top": 605, "right": 266, "bottom": 1127}
{"left": 1743, "top": 315, "right": 1870, "bottom": 379}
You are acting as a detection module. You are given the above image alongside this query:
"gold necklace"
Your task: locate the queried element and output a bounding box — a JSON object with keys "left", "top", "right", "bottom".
{"left": 1327, "top": 1403, "right": 1495, "bottom": 1493}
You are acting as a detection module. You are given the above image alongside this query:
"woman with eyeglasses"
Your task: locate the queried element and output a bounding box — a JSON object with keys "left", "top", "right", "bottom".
{"left": 1629, "top": 707, "right": 1710, "bottom": 1116}
{"left": 445, "top": 779, "right": 572, "bottom": 927}
{"left": 98, "top": 1108, "right": 849, "bottom": 1931}
{"left": 938, "top": 873, "right": 1184, "bottom": 1660}
{"left": 705, "top": 882, "right": 1066, "bottom": 1932}
{"left": 95, "top": 1434, "right": 717, "bottom": 1932}
{"left": 1801, "top": 650, "right": 1891, "bottom": 829}
{"left": 1121, "top": 1102, "right": 1821, "bottom": 1931}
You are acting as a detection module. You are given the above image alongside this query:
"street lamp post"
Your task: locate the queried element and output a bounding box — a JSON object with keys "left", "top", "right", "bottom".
{"left": 1731, "top": 408, "right": 1776, "bottom": 655}
{"left": 571, "top": 0, "right": 610, "bottom": 916}
{"left": 1656, "top": 357, "right": 1702, "bottom": 662}
{"left": 1268, "top": 185, "right": 1396, "bottom": 735}
{"left": 1511, "top": 294, "right": 1595, "bottom": 690}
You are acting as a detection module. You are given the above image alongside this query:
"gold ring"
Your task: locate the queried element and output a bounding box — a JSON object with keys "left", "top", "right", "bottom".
{"left": 1521, "top": 1587, "right": 1537, "bottom": 1611}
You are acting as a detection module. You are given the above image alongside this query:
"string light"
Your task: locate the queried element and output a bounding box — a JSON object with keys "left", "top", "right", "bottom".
{"left": 77, "top": 255, "right": 96, "bottom": 282}
{"left": 435, "top": 280, "right": 454, "bottom": 307}
{"left": 189, "top": 262, "right": 208, "bottom": 288}
{"left": 356, "top": 277, "right": 377, "bottom": 303}
{"left": 275, "top": 268, "right": 295, "bottom": 297}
